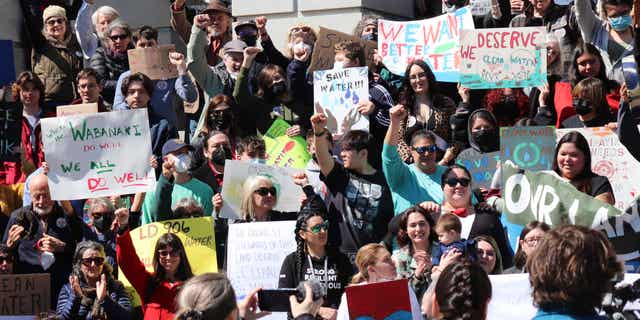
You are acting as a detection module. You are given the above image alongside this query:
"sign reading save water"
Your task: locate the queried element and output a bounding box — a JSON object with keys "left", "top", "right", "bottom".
{"left": 41, "top": 109, "right": 156, "bottom": 200}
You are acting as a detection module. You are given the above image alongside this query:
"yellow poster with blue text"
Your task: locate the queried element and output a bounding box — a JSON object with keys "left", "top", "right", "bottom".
{"left": 118, "top": 217, "right": 217, "bottom": 306}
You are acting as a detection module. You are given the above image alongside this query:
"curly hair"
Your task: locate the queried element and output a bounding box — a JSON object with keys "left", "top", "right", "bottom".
{"left": 396, "top": 205, "right": 437, "bottom": 248}
{"left": 435, "top": 261, "right": 492, "bottom": 320}
{"left": 527, "top": 225, "right": 622, "bottom": 314}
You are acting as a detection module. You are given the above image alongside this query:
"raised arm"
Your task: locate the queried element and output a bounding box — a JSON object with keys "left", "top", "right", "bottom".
{"left": 575, "top": 0, "right": 599, "bottom": 43}
{"left": 74, "top": 0, "right": 99, "bottom": 60}
{"left": 310, "top": 112, "right": 335, "bottom": 177}
{"left": 169, "top": 0, "right": 192, "bottom": 44}
{"left": 187, "top": 15, "right": 223, "bottom": 98}
{"left": 169, "top": 52, "right": 197, "bottom": 103}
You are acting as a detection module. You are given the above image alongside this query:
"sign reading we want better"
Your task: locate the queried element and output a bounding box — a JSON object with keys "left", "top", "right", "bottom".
{"left": 41, "top": 109, "right": 155, "bottom": 200}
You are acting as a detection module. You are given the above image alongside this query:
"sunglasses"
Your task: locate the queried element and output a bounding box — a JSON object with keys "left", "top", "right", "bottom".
{"left": 0, "top": 256, "right": 13, "bottom": 264}
{"left": 110, "top": 34, "right": 129, "bottom": 41}
{"left": 255, "top": 187, "right": 277, "bottom": 196}
{"left": 81, "top": 257, "right": 105, "bottom": 267}
{"left": 412, "top": 145, "right": 438, "bottom": 154}
{"left": 291, "top": 26, "right": 311, "bottom": 32}
{"left": 444, "top": 177, "right": 471, "bottom": 187}
{"left": 308, "top": 221, "right": 330, "bottom": 234}
{"left": 46, "top": 18, "right": 65, "bottom": 26}
{"left": 158, "top": 249, "right": 180, "bottom": 258}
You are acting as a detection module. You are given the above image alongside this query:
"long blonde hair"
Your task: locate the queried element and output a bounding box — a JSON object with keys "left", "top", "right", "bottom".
{"left": 351, "top": 243, "right": 387, "bottom": 284}
{"left": 240, "top": 175, "right": 278, "bottom": 221}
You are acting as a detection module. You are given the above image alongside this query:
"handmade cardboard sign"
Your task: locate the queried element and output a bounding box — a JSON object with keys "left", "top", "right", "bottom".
{"left": 56, "top": 103, "right": 98, "bottom": 117}
{"left": 128, "top": 45, "right": 178, "bottom": 80}
{"left": 308, "top": 27, "right": 376, "bottom": 73}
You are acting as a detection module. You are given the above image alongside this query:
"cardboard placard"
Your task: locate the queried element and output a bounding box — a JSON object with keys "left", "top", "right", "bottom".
{"left": 41, "top": 109, "right": 156, "bottom": 200}
{"left": 313, "top": 66, "right": 370, "bottom": 134}
{"left": 378, "top": 7, "right": 475, "bottom": 82}
{"left": 308, "top": 27, "right": 376, "bottom": 73}
{"left": 128, "top": 45, "right": 178, "bottom": 80}
{"left": 56, "top": 103, "right": 99, "bottom": 117}
{"left": 346, "top": 279, "right": 411, "bottom": 319}
{"left": 459, "top": 27, "right": 547, "bottom": 89}
{"left": 0, "top": 273, "right": 51, "bottom": 315}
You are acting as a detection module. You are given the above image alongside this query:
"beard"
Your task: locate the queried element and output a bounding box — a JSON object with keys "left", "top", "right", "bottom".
{"left": 33, "top": 204, "right": 53, "bottom": 217}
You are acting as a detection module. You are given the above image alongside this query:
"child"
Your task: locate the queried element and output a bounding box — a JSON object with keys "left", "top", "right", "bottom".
{"left": 431, "top": 213, "right": 477, "bottom": 266}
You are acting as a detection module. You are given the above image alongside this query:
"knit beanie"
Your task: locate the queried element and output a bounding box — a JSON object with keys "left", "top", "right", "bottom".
{"left": 43, "top": 5, "right": 67, "bottom": 22}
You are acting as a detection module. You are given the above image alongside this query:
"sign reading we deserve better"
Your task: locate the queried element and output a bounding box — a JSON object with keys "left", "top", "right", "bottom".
{"left": 378, "top": 7, "right": 474, "bottom": 82}
{"left": 41, "top": 109, "right": 155, "bottom": 200}
{"left": 313, "top": 66, "right": 369, "bottom": 134}
{"left": 459, "top": 27, "right": 547, "bottom": 89}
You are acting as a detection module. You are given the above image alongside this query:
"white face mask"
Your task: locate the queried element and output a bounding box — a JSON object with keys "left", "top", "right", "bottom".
{"left": 171, "top": 154, "right": 192, "bottom": 173}
{"left": 333, "top": 61, "right": 344, "bottom": 70}
{"left": 293, "top": 42, "right": 312, "bottom": 53}
{"left": 40, "top": 251, "right": 55, "bottom": 270}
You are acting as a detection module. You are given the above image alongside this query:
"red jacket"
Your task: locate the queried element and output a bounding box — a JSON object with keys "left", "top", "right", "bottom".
{"left": 0, "top": 116, "right": 46, "bottom": 185}
{"left": 116, "top": 230, "right": 182, "bottom": 320}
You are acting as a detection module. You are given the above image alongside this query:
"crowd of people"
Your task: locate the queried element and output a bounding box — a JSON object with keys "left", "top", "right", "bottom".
{"left": 2, "top": 0, "right": 640, "bottom": 319}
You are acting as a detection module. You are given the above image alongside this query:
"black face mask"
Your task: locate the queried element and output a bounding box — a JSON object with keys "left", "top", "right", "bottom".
{"left": 471, "top": 129, "right": 499, "bottom": 152}
{"left": 494, "top": 102, "right": 520, "bottom": 120}
{"left": 573, "top": 99, "right": 592, "bottom": 116}
{"left": 270, "top": 81, "right": 287, "bottom": 98}
{"left": 361, "top": 33, "right": 377, "bottom": 42}
{"left": 241, "top": 35, "right": 258, "bottom": 47}
{"left": 93, "top": 213, "right": 113, "bottom": 232}
{"left": 208, "top": 110, "right": 233, "bottom": 131}
{"left": 211, "top": 145, "right": 232, "bottom": 166}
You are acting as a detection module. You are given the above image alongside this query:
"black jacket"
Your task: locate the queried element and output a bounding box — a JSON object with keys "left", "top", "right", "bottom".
{"left": 90, "top": 46, "right": 132, "bottom": 103}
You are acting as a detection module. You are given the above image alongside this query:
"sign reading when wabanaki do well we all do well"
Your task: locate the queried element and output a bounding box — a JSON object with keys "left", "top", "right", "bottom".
{"left": 41, "top": 109, "right": 156, "bottom": 200}
{"left": 459, "top": 27, "right": 547, "bottom": 89}
{"left": 378, "top": 7, "right": 474, "bottom": 82}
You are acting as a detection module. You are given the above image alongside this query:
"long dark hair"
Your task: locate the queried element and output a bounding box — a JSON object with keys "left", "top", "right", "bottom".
{"left": 568, "top": 42, "right": 609, "bottom": 85}
{"left": 398, "top": 60, "right": 438, "bottom": 109}
{"left": 552, "top": 131, "right": 595, "bottom": 193}
{"left": 435, "top": 261, "right": 492, "bottom": 320}
{"left": 294, "top": 198, "right": 331, "bottom": 278}
{"left": 513, "top": 221, "right": 551, "bottom": 269}
{"left": 147, "top": 233, "right": 194, "bottom": 298}
{"left": 396, "top": 205, "right": 436, "bottom": 249}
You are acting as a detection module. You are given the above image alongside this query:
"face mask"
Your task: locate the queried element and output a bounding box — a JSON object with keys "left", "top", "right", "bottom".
{"left": 241, "top": 34, "right": 258, "bottom": 47}
{"left": 271, "top": 81, "right": 287, "bottom": 97}
{"left": 172, "top": 154, "right": 192, "bottom": 173}
{"left": 293, "top": 42, "right": 312, "bottom": 54}
{"left": 93, "top": 213, "right": 113, "bottom": 232}
{"left": 573, "top": 99, "right": 593, "bottom": 116}
{"left": 495, "top": 101, "right": 520, "bottom": 120}
{"left": 361, "top": 33, "right": 377, "bottom": 42}
{"left": 211, "top": 145, "right": 232, "bottom": 166}
{"left": 471, "top": 129, "right": 498, "bottom": 152}
{"left": 208, "top": 110, "right": 233, "bottom": 131}
{"left": 610, "top": 14, "right": 632, "bottom": 31}
{"left": 40, "top": 251, "right": 55, "bottom": 270}
{"left": 333, "top": 61, "right": 344, "bottom": 70}
{"left": 251, "top": 158, "right": 266, "bottom": 164}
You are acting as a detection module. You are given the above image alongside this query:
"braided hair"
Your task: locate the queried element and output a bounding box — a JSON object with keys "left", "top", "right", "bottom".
{"left": 435, "top": 261, "right": 491, "bottom": 320}
{"left": 294, "top": 195, "right": 329, "bottom": 279}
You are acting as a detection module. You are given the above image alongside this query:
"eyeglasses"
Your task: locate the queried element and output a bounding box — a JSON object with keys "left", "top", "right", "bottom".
{"left": 523, "top": 237, "right": 542, "bottom": 246}
{"left": 46, "top": 18, "right": 65, "bottom": 26}
{"left": 81, "top": 257, "right": 105, "bottom": 267}
{"left": 291, "top": 26, "right": 311, "bottom": 33}
{"left": 110, "top": 34, "right": 129, "bottom": 41}
{"left": 158, "top": 249, "right": 180, "bottom": 258}
{"left": 412, "top": 145, "right": 438, "bottom": 154}
{"left": 477, "top": 248, "right": 495, "bottom": 258}
{"left": 0, "top": 256, "right": 13, "bottom": 264}
{"left": 409, "top": 72, "right": 427, "bottom": 81}
{"left": 308, "top": 221, "right": 330, "bottom": 234}
{"left": 444, "top": 177, "right": 471, "bottom": 187}
{"left": 255, "top": 187, "right": 277, "bottom": 196}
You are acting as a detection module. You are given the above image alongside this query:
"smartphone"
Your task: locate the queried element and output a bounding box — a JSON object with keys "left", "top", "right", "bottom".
{"left": 257, "top": 288, "right": 298, "bottom": 312}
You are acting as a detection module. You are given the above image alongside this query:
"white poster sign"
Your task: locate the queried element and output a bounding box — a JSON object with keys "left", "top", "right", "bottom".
{"left": 41, "top": 109, "right": 155, "bottom": 200}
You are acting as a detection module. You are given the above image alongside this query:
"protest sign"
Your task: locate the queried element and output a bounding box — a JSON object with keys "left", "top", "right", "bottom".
{"left": 128, "top": 44, "right": 178, "bottom": 80}
{"left": 0, "top": 273, "right": 50, "bottom": 315}
{"left": 500, "top": 126, "right": 555, "bottom": 173}
{"left": 119, "top": 217, "right": 217, "bottom": 307}
{"left": 470, "top": 0, "right": 492, "bottom": 16}
{"left": 622, "top": 55, "right": 640, "bottom": 108}
{"left": 0, "top": 40, "right": 15, "bottom": 86}
{"left": 41, "top": 109, "right": 155, "bottom": 200}
{"left": 226, "top": 221, "right": 296, "bottom": 301}
{"left": 378, "top": 7, "right": 474, "bottom": 82}
{"left": 501, "top": 161, "right": 640, "bottom": 261}
{"left": 219, "top": 160, "right": 304, "bottom": 220}
{"left": 346, "top": 279, "right": 412, "bottom": 319}
{"left": 308, "top": 27, "right": 376, "bottom": 73}
{"left": 56, "top": 103, "right": 99, "bottom": 117}
{"left": 459, "top": 27, "right": 547, "bottom": 89}
{"left": 0, "top": 100, "right": 22, "bottom": 162}
{"left": 557, "top": 127, "right": 640, "bottom": 211}
{"left": 456, "top": 150, "right": 500, "bottom": 189}
{"left": 313, "top": 66, "right": 370, "bottom": 134}
{"left": 263, "top": 119, "right": 311, "bottom": 169}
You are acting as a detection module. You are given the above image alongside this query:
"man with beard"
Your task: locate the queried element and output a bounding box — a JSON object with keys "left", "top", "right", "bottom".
{"left": 2, "top": 174, "right": 82, "bottom": 305}
{"left": 382, "top": 105, "right": 449, "bottom": 214}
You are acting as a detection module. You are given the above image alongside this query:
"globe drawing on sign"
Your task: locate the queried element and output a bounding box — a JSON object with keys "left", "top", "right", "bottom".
{"left": 513, "top": 142, "right": 541, "bottom": 168}
{"left": 593, "top": 160, "right": 615, "bottom": 178}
